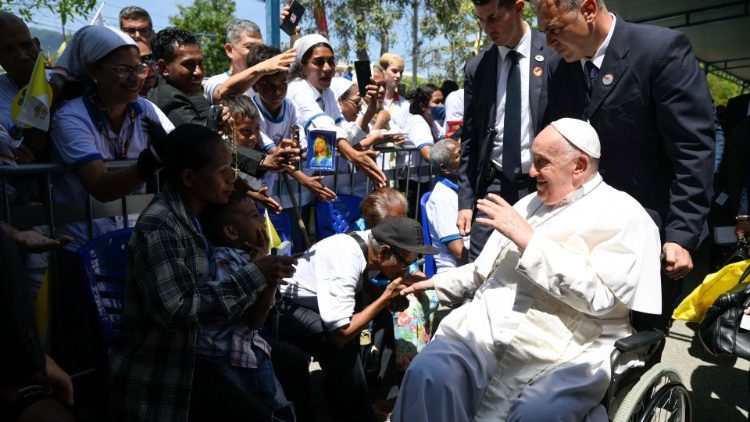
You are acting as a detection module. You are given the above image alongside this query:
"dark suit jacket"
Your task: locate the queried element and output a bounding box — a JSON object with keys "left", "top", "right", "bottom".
{"left": 458, "top": 29, "right": 552, "bottom": 211}
{"left": 725, "top": 93, "right": 750, "bottom": 137}
{"left": 545, "top": 18, "right": 715, "bottom": 250}
{"left": 147, "top": 75, "right": 211, "bottom": 127}
{"left": 146, "top": 76, "right": 266, "bottom": 178}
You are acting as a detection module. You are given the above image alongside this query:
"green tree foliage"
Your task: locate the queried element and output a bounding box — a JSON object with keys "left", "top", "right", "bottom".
{"left": 706, "top": 73, "right": 744, "bottom": 106}
{"left": 169, "top": 0, "right": 236, "bottom": 77}
{"left": 419, "top": 0, "right": 479, "bottom": 83}
{"left": 418, "top": 1, "right": 536, "bottom": 83}
{"left": 1, "top": 0, "right": 96, "bottom": 35}
{"left": 327, "top": 0, "right": 405, "bottom": 61}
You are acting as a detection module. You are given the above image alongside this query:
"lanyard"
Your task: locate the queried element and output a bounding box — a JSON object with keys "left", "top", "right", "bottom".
{"left": 83, "top": 92, "right": 139, "bottom": 159}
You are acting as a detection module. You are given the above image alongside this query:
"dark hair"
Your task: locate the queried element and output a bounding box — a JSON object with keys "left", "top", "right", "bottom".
{"left": 301, "top": 42, "right": 332, "bottom": 65}
{"left": 222, "top": 94, "right": 259, "bottom": 122}
{"left": 246, "top": 44, "right": 282, "bottom": 68}
{"left": 440, "top": 80, "right": 459, "bottom": 98}
{"left": 119, "top": 6, "right": 152, "bottom": 26}
{"left": 151, "top": 27, "right": 198, "bottom": 63}
{"left": 161, "top": 124, "right": 225, "bottom": 184}
{"left": 199, "top": 179, "right": 254, "bottom": 245}
{"left": 406, "top": 84, "right": 437, "bottom": 115}
{"left": 290, "top": 42, "right": 332, "bottom": 79}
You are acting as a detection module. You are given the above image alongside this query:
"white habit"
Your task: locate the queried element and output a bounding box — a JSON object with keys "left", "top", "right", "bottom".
{"left": 392, "top": 174, "right": 662, "bottom": 421}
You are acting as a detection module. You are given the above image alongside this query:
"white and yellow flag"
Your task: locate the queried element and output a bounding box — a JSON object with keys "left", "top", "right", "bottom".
{"left": 13, "top": 52, "right": 53, "bottom": 132}
{"left": 90, "top": 3, "right": 113, "bottom": 28}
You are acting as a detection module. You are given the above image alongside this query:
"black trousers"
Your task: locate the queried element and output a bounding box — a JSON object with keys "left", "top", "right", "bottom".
{"left": 398, "top": 179, "right": 432, "bottom": 221}
{"left": 273, "top": 299, "right": 375, "bottom": 422}
{"left": 266, "top": 337, "right": 316, "bottom": 422}
{"left": 469, "top": 174, "right": 536, "bottom": 261}
{"left": 631, "top": 273, "right": 684, "bottom": 363}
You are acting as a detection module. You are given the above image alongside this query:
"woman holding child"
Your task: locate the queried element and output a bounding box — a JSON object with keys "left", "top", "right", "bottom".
{"left": 108, "top": 124, "right": 299, "bottom": 421}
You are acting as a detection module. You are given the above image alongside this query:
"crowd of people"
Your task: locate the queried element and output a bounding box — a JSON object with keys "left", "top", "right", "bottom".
{"left": 0, "top": 0, "right": 747, "bottom": 420}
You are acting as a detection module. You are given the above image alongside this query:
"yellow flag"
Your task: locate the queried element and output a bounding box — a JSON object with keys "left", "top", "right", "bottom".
{"left": 55, "top": 40, "right": 67, "bottom": 64}
{"left": 264, "top": 210, "right": 282, "bottom": 250}
{"left": 14, "top": 52, "right": 53, "bottom": 131}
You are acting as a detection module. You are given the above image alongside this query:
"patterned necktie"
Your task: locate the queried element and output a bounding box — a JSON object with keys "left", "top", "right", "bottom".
{"left": 585, "top": 61, "right": 599, "bottom": 99}
{"left": 503, "top": 50, "right": 521, "bottom": 182}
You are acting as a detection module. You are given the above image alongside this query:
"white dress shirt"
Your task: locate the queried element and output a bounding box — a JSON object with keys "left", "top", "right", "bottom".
{"left": 492, "top": 22, "right": 534, "bottom": 174}
{"left": 580, "top": 14, "right": 617, "bottom": 73}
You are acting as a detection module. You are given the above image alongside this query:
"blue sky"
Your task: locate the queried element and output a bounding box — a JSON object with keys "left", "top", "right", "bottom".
{"left": 19, "top": 0, "right": 424, "bottom": 76}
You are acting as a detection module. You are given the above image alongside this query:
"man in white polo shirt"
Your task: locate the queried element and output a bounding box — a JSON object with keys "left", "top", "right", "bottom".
{"left": 276, "top": 216, "right": 438, "bottom": 422}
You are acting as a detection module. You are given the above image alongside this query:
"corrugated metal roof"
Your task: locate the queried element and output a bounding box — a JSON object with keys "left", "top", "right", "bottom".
{"left": 607, "top": 0, "right": 750, "bottom": 84}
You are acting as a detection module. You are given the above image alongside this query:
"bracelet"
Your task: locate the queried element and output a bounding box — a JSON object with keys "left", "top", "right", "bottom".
{"left": 736, "top": 215, "right": 750, "bottom": 221}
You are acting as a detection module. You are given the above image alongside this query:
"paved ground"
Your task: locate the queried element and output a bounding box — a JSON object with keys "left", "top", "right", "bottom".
{"left": 663, "top": 243, "right": 749, "bottom": 421}
{"left": 663, "top": 320, "right": 748, "bottom": 421}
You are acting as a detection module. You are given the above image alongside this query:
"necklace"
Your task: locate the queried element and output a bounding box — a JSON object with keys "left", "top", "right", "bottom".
{"left": 226, "top": 119, "right": 240, "bottom": 178}
{"left": 83, "top": 92, "right": 137, "bottom": 160}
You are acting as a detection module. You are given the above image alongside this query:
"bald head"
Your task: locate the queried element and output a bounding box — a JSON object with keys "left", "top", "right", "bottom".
{"left": 0, "top": 11, "right": 27, "bottom": 31}
{"left": 0, "top": 12, "right": 40, "bottom": 86}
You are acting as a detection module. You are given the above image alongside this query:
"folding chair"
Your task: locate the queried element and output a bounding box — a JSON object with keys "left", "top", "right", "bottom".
{"left": 314, "top": 194, "right": 363, "bottom": 240}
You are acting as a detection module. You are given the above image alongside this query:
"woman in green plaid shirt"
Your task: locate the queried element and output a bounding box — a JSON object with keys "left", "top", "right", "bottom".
{"left": 108, "top": 124, "right": 297, "bottom": 421}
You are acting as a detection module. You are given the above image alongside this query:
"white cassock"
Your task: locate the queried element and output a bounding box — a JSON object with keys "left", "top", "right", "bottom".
{"left": 392, "top": 174, "right": 662, "bottom": 422}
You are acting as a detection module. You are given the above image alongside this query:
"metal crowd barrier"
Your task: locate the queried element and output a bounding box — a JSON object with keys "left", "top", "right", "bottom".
{"left": 0, "top": 160, "right": 154, "bottom": 239}
{"left": 261, "top": 145, "right": 436, "bottom": 217}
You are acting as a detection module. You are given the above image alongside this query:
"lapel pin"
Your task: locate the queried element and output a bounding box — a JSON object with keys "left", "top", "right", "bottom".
{"left": 535, "top": 54, "right": 544, "bottom": 62}
{"left": 602, "top": 74, "right": 614, "bottom": 86}
{"left": 533, "top": 66, "right": 543, "bottom": 77}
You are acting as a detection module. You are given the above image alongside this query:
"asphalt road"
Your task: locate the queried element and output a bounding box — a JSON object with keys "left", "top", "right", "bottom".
{"left": 662, "top": 319, "right": 748, "bottom": 421}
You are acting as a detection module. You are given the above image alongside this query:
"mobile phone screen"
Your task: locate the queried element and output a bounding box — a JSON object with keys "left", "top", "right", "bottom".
{"left": 207, "top": 105, "right": 221, "bottom": 132}
{"left": 281, "top": 1, "right": 305, "bottom": 36}
{"left": 354, "top": 60, "right": 371, "bottom": 98}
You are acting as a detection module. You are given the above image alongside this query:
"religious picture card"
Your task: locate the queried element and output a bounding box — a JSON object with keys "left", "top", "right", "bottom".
{"left": 306, "top": 129, "right": 337, "bottom": 172}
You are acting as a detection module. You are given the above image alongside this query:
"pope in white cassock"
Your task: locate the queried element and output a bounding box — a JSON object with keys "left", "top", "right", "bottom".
{"left": 392, "top": 118, "right": 663, "bottom": 422}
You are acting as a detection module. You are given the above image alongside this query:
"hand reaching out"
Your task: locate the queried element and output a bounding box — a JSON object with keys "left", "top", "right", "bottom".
{"left": 298, "top": 174, "right": 336, "bottom": 201}
{"left": 246, "top": 187, "right": 283, "bottom": 214}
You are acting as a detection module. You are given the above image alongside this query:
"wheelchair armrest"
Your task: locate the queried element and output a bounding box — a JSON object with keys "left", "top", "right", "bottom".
{"left": 614, "top": 330, "right": 664, "bottom": 353}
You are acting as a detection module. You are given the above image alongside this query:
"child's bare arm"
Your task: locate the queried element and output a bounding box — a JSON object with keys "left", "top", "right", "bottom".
{"left": 243, "top": 284, "right": 278, "bottom": 329}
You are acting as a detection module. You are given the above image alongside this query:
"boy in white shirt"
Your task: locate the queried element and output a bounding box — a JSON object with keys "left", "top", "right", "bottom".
{"left": 426, "top": 139, "right": 468, "bottom": 272}
{"left": 246, "top": 45, "right": 336, "bottom": 251}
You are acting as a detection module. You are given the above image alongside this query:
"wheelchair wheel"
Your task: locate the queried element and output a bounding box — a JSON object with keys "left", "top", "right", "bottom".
{"left": 612, "top": 363, "right": 689, "bottom": 422}
{"left": 639, "top": 382, "right": 691, "bottom": 422}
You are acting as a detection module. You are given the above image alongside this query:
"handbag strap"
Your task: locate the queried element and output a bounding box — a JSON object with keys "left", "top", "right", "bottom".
{"left": 739, "top": 262, "right": 750, "bottom": 285}
{"left": 737, "top": 264, "right": 750, "bottom": 308}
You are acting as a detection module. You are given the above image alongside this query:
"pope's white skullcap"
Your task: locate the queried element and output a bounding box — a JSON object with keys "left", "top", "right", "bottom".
{"left": 549, "top": 118, "right": 601, "bottom": 159}
{"left": 293, "top": 34, "right": 331, "bottom": 64}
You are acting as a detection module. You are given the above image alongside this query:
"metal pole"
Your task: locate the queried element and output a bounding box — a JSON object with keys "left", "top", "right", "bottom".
{"left": 281, "top": 173, "right": 311, "bottom": 248}
{"left": 266, "top": 0, "right": 281, "bottom": 48}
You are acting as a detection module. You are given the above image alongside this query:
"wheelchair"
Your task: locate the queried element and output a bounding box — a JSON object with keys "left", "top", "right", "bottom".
{"left": 603, "top": 330, "right": 691, "bottom": 422}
